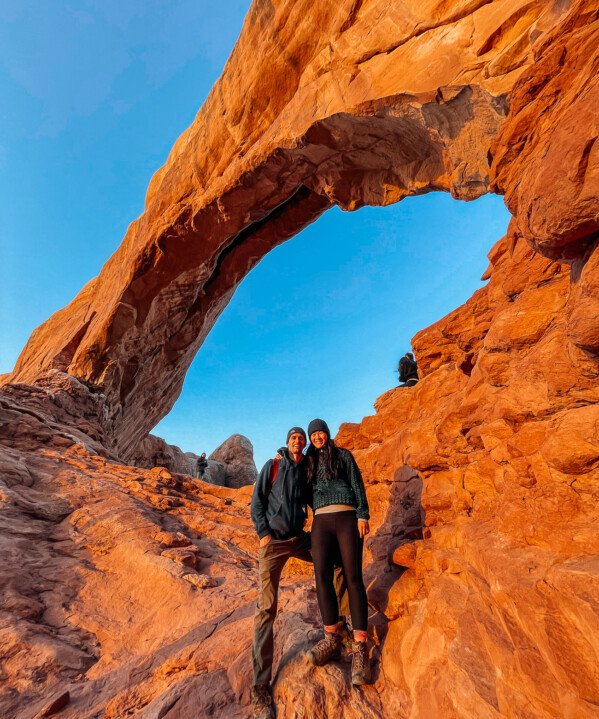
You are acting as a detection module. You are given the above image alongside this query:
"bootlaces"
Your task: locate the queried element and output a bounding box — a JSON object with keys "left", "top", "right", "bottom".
{"left": 350, "top": 642, "right": 368, "bottom": 670}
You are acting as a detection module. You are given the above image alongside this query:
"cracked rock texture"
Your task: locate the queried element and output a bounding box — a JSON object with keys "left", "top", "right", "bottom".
{"left": 1, "top": 1, "right": 598, "bottom": 718}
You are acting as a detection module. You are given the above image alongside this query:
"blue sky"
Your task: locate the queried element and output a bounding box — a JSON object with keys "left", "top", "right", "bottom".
{"left": 0, "top": 2, "right": 511, "bottom": 469}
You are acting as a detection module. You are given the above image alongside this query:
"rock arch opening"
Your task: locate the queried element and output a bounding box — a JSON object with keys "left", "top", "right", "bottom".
{"left": 152, "top": 192, "right": 511, "bottom": 468}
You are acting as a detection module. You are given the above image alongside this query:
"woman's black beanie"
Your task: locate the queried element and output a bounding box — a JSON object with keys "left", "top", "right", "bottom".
{"left": 307, "top": 418, "right": 330, "bottom": 439}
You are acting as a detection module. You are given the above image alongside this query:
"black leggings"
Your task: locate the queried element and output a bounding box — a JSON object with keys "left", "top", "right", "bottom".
{"left": 311, "top": 511, "right": 368, "bottom": 631}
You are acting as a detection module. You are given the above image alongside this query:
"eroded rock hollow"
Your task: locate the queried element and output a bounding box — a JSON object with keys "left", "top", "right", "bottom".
{"left": 1, "top": 1, "right": 598, "bottom": 718}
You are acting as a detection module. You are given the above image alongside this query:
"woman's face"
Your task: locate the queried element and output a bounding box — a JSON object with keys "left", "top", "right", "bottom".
{"left": 310, "top": 431, "right": 328, "bottom": 449}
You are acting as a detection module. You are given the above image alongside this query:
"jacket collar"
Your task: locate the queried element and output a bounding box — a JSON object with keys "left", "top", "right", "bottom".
{"left": 277, "top": 447, "right": 305, "bottom": 465}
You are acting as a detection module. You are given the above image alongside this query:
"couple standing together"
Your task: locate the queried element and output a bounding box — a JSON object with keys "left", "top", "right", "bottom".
{"left": 250, "top": 419, "right": 371, "bottom": 719}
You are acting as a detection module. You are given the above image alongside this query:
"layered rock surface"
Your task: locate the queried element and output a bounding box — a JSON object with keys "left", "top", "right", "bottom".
{"left": 335, "top": 234, "right": 599, "bottom": 719}
{"left": 1, "top": 1, "right": 598, "bottom": 718}
{"left": 0, "top": 391, "right": 257, "bottom": 719}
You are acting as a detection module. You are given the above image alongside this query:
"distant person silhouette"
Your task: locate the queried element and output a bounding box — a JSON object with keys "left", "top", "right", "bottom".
{"left": 196, "top": 452, "right": 208, "bottom": 478}
{"left": 398, "top": 352, "right": 419, "bottom": 387}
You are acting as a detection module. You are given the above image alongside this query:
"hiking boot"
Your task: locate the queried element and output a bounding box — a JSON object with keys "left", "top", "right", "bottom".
{"left": 306, "top": 631, "right": 342, "bottom": 666}
{"left": 350, "top": 641, "right": 372, "bottom": 685}
{"left": 250, "top": 684, "right": 274, "bottom": 719}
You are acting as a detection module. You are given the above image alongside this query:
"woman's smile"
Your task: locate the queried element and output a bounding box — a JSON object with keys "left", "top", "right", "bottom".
{"left": 310, "top": 431, "right": 328, "bottom": 448}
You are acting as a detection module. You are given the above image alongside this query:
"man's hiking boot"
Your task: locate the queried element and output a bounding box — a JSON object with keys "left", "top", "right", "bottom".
{"left": 350, "top": 641, "right": 372, "bottom": 685}
{"left": 306, "top": 631, "right": 342, "bottom": 666}
{"left": 250, "top": 684, "right": 274, "bottom": 719}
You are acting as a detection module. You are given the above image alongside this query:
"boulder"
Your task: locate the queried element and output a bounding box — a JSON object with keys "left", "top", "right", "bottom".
{"left": 209, "top": 434, "right": 257, "bottom": 489}
{"left": 128, "top": 433, "right": 195, "bottom": 475}
{"left": 202, "top": 458, "right": 227, "bottom": 487}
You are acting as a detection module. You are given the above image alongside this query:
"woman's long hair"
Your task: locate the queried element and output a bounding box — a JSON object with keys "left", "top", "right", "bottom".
{"left": 306, "top": 439, "right": 341, "bottom": 483}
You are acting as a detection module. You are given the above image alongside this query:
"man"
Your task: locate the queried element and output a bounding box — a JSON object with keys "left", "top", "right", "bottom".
{"left": 250, "top": 427, "right": 347, "bottom": 719}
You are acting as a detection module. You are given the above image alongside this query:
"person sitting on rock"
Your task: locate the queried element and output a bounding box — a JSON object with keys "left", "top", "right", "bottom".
{"left": 195, "top": 452, "right": 207, "bottom": 479}
{"left": 250, "top": 426, "right": 347, "bottom": 719}
{"left": 398, "top": 351, "right": 419, "bottom": 387}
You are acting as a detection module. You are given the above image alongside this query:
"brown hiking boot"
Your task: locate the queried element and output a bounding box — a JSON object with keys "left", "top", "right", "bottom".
{"left": 306, "top": 631, "right": 342, "bottom": 666}
{"left": 250, "top": 684, "right": 274, "bottom": 719}
{"left": 351, "top": 641, "right": 372, "bottom": 685}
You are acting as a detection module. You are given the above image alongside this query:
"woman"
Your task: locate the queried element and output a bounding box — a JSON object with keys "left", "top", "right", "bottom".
{"left": 304, "top": 418, "right": 371, "bottom": 685}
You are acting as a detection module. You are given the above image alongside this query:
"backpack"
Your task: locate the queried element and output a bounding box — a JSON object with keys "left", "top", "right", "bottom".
{"left": 264, "top": 457, "right": 280, "bottom": 498}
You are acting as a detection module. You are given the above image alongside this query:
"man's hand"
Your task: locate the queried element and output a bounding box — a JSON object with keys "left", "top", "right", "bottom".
{"left": 358, "top": 519, "right": 370, "bottom": 538}
{"left": 260, "top": 535, "right": 272, "bottom": 548}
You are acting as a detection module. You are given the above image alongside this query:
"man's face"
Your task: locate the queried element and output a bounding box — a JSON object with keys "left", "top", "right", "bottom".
{"left": 287, "top": 432, "right": 306, "bottom": 455}
{"left": 310, "top": 431, "right": 328, "bottom": 449}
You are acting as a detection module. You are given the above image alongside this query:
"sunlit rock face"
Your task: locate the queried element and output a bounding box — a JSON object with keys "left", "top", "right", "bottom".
{"left": 491, "top": 3, "right": 599, "bottom": 263}
{"left": 3, "top": 0, "right": 570, "bottom": 459}
{"left": 1, "top": 1, "right": 598, "bottom": 718}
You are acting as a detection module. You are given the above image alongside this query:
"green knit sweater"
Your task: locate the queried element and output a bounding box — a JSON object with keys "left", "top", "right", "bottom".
{"left": 311, "top": 447, "right": 370, "bottom": 520}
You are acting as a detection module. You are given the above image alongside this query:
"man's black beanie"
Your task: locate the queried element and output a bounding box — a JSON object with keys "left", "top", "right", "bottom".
{"left": 307, "top": 419, "right": 330, "bottom": 440}
{"left": 287, "top": 426, "right": 307, "bottom": 443}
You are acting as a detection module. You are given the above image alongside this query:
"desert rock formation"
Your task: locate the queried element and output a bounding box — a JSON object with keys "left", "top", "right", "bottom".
{"left": 1, "top": 1, "right": 598, "bottom": 718}
{"left": 129, "top": 433, "right": 257, "bottom": 488}
{"left": 129, "top": 434, "right": 199, "bottom": 475}
{"left": 209, "top": 434, "right": 258, "bottom": 489}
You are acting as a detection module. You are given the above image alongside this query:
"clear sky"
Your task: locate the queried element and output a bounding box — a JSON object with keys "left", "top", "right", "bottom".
{"left": 0, "top": 2, "right": 511, "bottom": 470}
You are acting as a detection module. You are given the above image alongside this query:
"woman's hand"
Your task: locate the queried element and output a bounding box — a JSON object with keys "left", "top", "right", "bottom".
{"left": 260, "top": 535, "right": 272, "bottom": 548}
{"left": 358, "top": 519, "right": 370, "bottom": 538}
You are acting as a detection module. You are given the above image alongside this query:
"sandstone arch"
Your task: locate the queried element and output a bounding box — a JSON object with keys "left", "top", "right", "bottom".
{"left": 6, "top": 0, "right": 592, "bottom": 460}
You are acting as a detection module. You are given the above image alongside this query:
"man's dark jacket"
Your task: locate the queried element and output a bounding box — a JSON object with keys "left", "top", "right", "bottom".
{"left": 251, "top": 448, "right": 309, "bottom": 540}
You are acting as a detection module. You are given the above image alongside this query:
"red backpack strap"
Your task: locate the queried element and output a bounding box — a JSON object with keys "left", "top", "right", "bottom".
{"left": 270, "top": 457, "right": 280, "bottom": 487}
{"left": 266, "top": 457, "right": 280, "bottom": 497}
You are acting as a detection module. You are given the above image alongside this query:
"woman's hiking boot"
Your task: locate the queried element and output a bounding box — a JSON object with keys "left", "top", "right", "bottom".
{"left": 306, "top": 631, "right": 342, "bottom": 666}
{"left": 250, "top": 684, "right": 274, "bottom": 719}
{"left": 350, "top": 641, "right": 372, "bottom": 685}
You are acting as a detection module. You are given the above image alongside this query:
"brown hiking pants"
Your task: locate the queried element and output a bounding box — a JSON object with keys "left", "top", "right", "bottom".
{"left": 252, "top": 531, "right": 348, "bottom": 686}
